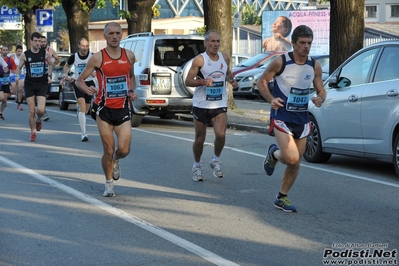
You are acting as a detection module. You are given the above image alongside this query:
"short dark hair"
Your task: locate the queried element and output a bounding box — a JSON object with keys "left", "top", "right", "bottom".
{"left": 31, "top": 32, "right": 42, "bottom": 40}
{"left": 291, "top": 25, "right": 313, "bottom": 43}
{"left": 16, "top": 44, "right": 23, "bottom": 50}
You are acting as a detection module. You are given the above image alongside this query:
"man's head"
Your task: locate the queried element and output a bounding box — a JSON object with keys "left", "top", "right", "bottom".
{"left": 15, "top": 45, "right": 23, "bottom": 56}
{"left": 78, "top": 38, "right": 90, "bottom": 55}
{"left": 204, "top": 30, "right": 221, "bottom": 55}
{"left": 40, "top": 35, "right": 48, "bottom": 49}
{"left": 1, "top": 46, "right": 8, "bottom": 57}
{"left": 291, "top": 25, "right": 313, "bottom": 44}
{"left": 291, "top": 25, "right": 314, "bottom": 56}
{"left": 103, "top": 22, "right": 122, "bottom": 48}
{"left": 30, "top": 32, "right": 42, "bottom": 50}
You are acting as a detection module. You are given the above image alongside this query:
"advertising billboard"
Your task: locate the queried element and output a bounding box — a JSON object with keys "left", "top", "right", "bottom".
{"left": 261, "top": 10, "right": 330, "bottom": 55}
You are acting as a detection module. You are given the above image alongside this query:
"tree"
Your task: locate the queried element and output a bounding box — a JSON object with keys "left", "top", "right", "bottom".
{"left": 328, "top": 0, "right": 365, "bottom": 73}
{"left": 61, "top": 0, "right": 97, "bottom": 53}
{"left": 203, "top": 0, "right": 235, "bottom": 109}
{"left": 241, "top": 3, "right": 261, "bottom": 25}
{"left": 118, "top": 0, "right": 155, "bottom": 34}
{"left": 0, "top": 0, "right": 56, "bottom": 48}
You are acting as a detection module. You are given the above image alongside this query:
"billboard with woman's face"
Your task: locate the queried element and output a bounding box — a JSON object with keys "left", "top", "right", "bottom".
{"left": 262, "top": 10, "right": 330, "bottom": 55}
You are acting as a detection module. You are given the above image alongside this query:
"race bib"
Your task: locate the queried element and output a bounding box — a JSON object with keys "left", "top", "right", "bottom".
{"left": 77, "top": 63, "right": 86, "bottom": 75}
{"left": 29, "top": 62, "right": 44, "bottom": 78}
{"left": 106, "top": 75, "right": 128, "bottom": 98}
{"left": 286, "top": 87, "right": 310, "bottom": 112}
{"left": 205, "top": 81, "right": 224, "bottom": 101}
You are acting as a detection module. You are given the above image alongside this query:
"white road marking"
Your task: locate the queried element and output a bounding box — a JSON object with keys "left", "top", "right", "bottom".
{"left": 0, "top": 155, "right": 240, "bottom": 266}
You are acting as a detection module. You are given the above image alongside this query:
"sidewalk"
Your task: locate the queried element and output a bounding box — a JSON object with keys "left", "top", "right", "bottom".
{"left": 176, "top": 98, "right": 271, "bottom": 134}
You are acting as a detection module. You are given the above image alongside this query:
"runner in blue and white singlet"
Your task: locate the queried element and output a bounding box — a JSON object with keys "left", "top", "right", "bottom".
{"left": 256, "top": 25, "right": 326, "bottom": 213}
{"left": 271, "top": 52, "right": 315, "bottom": 125}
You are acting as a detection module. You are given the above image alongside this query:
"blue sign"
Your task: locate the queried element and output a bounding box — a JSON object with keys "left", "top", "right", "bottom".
{"left": 36, "top": 9, "right": 53, "bottom": 26}
{"left": 36, "top": 9, "right": 53, "bottom": 32}
{"left": 0, "top": 6, "right": 20, "bottom": 23}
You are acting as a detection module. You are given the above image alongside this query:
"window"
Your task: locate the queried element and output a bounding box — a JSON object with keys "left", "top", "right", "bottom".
{"left": 391, "top": 5, "right": 399, "bottom": 17}
{"left": 336, "top": 48, "right": 378, "bottom": 87}
{"left": 154, "top": 39, "right": 205, "bottom": 66}
{"left": 366, "top": 6, "right": 377, "bottom": 18}
{"left": 373, "top": 47, "right": 399, "bottom": 82}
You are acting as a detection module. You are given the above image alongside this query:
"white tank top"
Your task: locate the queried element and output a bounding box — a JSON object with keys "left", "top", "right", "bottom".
{"left": 192, "top": 52, "right": 228, "bottom": 109}
{"left": 74, "top": 52, "right": 94, "bottom": 81}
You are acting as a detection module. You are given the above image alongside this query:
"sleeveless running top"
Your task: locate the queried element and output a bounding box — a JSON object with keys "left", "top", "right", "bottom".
{"left": 72, "top": 52, "right": 94, "bottom": 81}
{"left": 24, "top": 49, "right": 47, "bottom": 85}
{"left": 94, "top": 48, "right": 132, "bottom": 109}
{"left": 192, "top": 52, "right": 228, "bottom": 109}
{"left": 271, "top": 52, "right": 315, "bottom": 124}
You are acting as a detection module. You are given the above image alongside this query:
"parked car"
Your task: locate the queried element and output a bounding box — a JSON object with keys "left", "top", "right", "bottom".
{"left": 48, "top": 52, "right": 72, "bottom": 100}
{"left": 120, "top": 32, "right": 205, "bottom": 127}
{"left": 251, "top": 54, "right": 330, "bottom": 99}
{"left": 304, "top": 41, "right": 399, "bottom": 177}
{"left": 232, "top": 52, "right": 283, "bottom": 76}
{"left": 233, "top": 53, "right": 281, "bottom": 98}
{"left": 231, "top": 54, "right": 251, "bottom": 67}
{"left": 58, "top": 65, "right": 77, "bottom": 110}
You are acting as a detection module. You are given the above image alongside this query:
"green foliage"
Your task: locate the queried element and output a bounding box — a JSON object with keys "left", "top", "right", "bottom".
{"left": 195, "top": 26, "right": 206, "bottom": 36}
{"left": 0, "top": 29, "right": 24, "bottom": 49}
{"left": 241, "top": 3, "right": 261, "bottom": 25}
{"left": 116, "top": 3, "right": 160, "bottom": 19}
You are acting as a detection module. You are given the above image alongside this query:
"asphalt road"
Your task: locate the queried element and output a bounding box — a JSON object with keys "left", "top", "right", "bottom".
{"left": 1, "top": 100, "right": 398, "bottom": 266}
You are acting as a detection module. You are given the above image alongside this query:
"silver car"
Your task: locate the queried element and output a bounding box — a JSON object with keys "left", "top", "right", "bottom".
{"left": 304, "top": 41, "right": 399, "bottom": 177}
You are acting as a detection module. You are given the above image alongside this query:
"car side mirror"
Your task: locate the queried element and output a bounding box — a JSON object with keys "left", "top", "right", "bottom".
{"left": 327, "top": 75, "right": 338, "bottom": 87}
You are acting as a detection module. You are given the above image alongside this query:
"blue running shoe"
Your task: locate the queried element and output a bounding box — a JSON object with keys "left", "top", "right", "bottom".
{"left": 263, "top": 144, "right": 278, "bottom": 176}
{"left": 274, "top": 195, "right": 297, "bottom": 213}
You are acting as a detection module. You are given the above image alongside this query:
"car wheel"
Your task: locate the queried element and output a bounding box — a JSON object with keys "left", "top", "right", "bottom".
{"left": 58, "top": 91, "right": 69, "bottom": 110}
{"left": 393, "top": 133, "right": 399, "bottom": 178}
{"left": 131, "top": 113, "right": 143, "bottom": 127}
{"left": 159, "top": 113, "right": 175, "bottom": 119}
{"left": 303, "top": 115, "right": 331, "bottom": 163}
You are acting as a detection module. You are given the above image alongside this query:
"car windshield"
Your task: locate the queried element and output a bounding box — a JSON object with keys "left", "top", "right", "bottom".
{"left": 236, "top": 53, "right": 273, "bottom": 67}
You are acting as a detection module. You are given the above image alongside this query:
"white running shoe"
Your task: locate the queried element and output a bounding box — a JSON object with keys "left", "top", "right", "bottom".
{"left": 43, "top": 112, "right": 50, "bottom": 121}
{"left": 103, "top": 181, "right": 115, "bottom": 197}
{"left": 209, "top": 159, "right": 223, "bottom": 178}
{"left": 192, "top": 165, "right": 204, "bottom": 182}
{"left": 112, "top": 159, "right": 120, "bottom": 180}
{"left": 81, "top": 134, "right": 89, "bottom": 142}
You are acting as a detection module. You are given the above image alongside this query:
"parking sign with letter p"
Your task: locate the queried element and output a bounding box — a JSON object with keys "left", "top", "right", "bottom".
{"left": 36, "top": 9, "right": 53, "bottom": 32}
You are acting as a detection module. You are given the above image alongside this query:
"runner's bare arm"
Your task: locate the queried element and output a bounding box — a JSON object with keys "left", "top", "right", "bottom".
{"left": 185, "top": 55, "right": 204, "bottom": 87}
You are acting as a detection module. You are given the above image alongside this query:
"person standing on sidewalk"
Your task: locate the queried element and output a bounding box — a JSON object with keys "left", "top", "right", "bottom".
{"left": 257, "top": 25, "right": 326, "bottom": 212}
{"left": 76, "top": 22, "right": 137, "bottom": 197}
{"left": 15, "top": 32, "right": 54, "bottom": 142}
{"left": 0, "top": 45, "right": 16, "bottom": 120}
{"left": 40, "top": 35, "right": 60, "bottom": 122}
{"left": 63, "top": 38, "right": 95, "bottom": 142}
{"left": 184, "top": 30, "right": 237, "bottom": 182}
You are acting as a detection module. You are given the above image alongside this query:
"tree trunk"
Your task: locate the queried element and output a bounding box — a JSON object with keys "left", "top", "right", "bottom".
{"left": 22, "top": 8, "right": 36, "bottom": 49}
{"left": 329, "top": 0, "right": 364, "bottom": 74}
{"left": 203, "top": 0, "right": 236, "bottom": 110}
{"left": 126, "top": 0, "right": 156, "bottom": 34}
{"left": 62, "top": 0, "right": 96, "bottom": 53}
